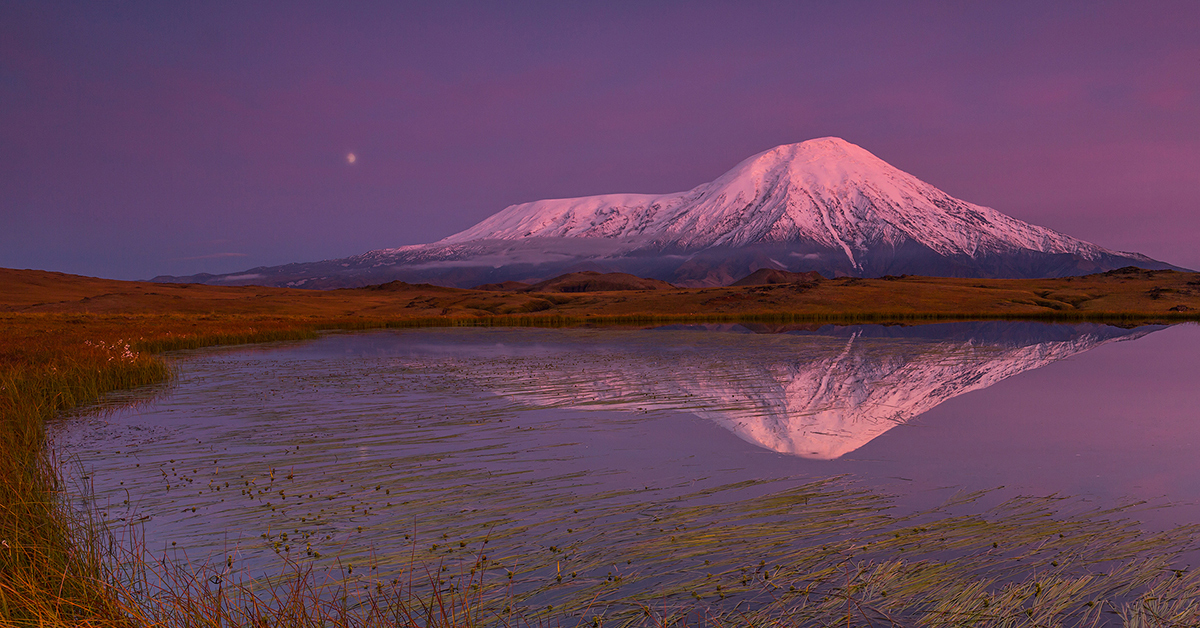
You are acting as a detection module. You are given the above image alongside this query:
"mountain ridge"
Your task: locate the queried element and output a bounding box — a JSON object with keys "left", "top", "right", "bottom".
{"left": 433, "top": 138, "right": 1136, "bottom": 264}
{"left": 154, "top": 138, "right": 1182, "bottom": 288}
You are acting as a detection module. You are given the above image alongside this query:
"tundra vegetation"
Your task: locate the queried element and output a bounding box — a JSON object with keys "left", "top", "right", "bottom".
{"left": 2, "top": 266, "right": 1200, "bottom": 626}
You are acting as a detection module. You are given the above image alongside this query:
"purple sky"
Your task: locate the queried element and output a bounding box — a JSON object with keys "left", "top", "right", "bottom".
{"left": 3, "top": 1, "right": 1198, "bottom": 280}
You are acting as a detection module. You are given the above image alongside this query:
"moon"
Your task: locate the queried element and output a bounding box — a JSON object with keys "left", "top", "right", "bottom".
{"left": 346, "top": 153, "right": 357, "bottom": 164}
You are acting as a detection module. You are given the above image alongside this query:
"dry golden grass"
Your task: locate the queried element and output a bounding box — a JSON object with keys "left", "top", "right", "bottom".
{"left": 0, "top": 313, "right": 326, "bottom": 624}
{"left": 4, "top": 266, "right": 1199, "bottom": 323}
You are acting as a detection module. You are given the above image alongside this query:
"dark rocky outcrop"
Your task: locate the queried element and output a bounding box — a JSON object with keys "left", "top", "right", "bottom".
{"left": 524, "top": 271, "right": 675, "bottom": 293}
{"left": 471, "top": 281, "right": 532, "bottom": 292}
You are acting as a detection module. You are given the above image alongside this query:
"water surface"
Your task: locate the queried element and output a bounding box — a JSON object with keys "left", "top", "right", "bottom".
{"left": 54, "top": 321, "right": 1200, "bottom": 611}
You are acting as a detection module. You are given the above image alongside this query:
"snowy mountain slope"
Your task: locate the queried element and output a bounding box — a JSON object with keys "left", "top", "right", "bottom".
{"left": 435, "top": 138, "right": 1140, "bottom": 269}
{"left": 154, "top": 138, "right": 1181, "bottom": 288}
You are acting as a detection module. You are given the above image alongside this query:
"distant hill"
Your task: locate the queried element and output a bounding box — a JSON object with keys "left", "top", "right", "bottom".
{"left": 473, "top": 271, "right": 676, "bottom": 293}
{"left": 471, "top": 280, "right": 533, "bottom": 292}
{"left": 731, "top": 269, "right": 826, "bottom": 286}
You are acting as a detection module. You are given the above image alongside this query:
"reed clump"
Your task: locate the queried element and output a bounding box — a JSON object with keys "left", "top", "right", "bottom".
{"left": 1, "top": 323, "right": 168, "bottom": 621}
{"left": 0, "top": 313, "right": 328, "bottom": 624}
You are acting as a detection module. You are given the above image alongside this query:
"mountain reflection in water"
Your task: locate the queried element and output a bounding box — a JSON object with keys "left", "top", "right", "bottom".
{"left": 398, "top": 322, "right": 1158, "bottom": 460}
{"left": 51, "top": 321, "right": 1196, "bottom": 593}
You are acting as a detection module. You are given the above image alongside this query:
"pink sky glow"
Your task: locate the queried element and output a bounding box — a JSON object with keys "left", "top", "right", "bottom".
{"left": 2, "top": 2, "right": 1197, "bottom": 279}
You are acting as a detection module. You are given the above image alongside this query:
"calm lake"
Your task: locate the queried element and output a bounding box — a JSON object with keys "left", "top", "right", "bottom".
{"left": 54, "top": 321, "right": 1200, "bottom": 616}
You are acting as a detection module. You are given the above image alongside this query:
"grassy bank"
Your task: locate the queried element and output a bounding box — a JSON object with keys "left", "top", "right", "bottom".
{"left": 0, "top": 314, "right": 325, "bottom": 623}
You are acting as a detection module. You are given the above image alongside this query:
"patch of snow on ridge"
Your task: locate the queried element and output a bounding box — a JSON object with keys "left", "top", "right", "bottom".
{"left": 437, "top": 137, "right": 1117, "bottom": 264}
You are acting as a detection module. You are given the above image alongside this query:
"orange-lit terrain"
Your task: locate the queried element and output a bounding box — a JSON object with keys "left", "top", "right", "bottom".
{"left": 4, "top": 266, "right": 1199, "bottom": 321}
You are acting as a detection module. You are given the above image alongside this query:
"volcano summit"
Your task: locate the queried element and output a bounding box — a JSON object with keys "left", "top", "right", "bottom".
{"left": 156, "top": 138, "right": 1182, "bottom": 288}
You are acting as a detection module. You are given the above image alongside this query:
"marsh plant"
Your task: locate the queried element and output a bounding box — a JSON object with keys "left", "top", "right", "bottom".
{"left": 53, "top": 468, "right": 1200, "bottom": 628}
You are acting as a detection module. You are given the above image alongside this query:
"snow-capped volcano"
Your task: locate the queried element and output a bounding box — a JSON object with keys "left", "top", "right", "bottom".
{"left": 440, "top": 137, "right": 1114, "bottom": 268}
{"left": 154, "top": 138, "right": 1181, "bottom": 288}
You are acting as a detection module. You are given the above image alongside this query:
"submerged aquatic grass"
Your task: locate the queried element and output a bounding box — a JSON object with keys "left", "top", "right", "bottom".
{"left": 67, "top": 480, "right": 1200, "bottom": 628}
